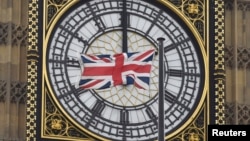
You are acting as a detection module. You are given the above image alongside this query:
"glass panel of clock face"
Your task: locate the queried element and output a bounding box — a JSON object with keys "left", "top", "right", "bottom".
{"left": 45, "top": 0, "right": 205, "bottom": 140}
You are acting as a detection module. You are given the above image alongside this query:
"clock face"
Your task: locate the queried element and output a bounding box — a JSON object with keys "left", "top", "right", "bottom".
{"left": 45, "top": 0, "right": 206, "bottom": 140}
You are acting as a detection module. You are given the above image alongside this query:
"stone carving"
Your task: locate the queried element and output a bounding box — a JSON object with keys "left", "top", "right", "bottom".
{"left": 0, "top": 80, "right": 27, "bottom": 103}
{"left": 0, "top": 22, "right": 28, "bottom": 47}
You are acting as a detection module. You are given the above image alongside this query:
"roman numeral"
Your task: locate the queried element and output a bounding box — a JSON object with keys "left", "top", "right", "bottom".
{"left": 145, "top": 10, "right": 163, "bottom": 36}
{"left": 165, "top": 90, "right": 177, "bottom": 104}
{"left": 48, "top": 54, "right": 63, "bottom": 69}
{"left": 168, "top": 69, "right": 183, "bottom": 77}
{"left": 164, "top": 43, "right": 176, "bottom": 52}
{"left": 86, "top": 3, "right": 106, "bottom": 31}
{"left": 66, "top": 57, "right": 80, "bottom": 68}
{"left": 71, "top": 86, "right": 89, "bottom": 97}
{"left": 145, "top": 107, "right": 156, "bottom": 119}
{"left": 164, "top": 38, "right": 191, "bottom": 53}
{"left": 92, "top": 101, "right": 105, "bottom": 116}
{"left": 120, "top": 110, "right": 129, "bottom": 124}
{"left": 59, "top": 25, "right": 87, "bottom": 45}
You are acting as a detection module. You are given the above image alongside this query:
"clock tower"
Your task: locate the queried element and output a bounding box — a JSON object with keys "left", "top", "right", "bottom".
{"left": 26, "top": 0, "right": 225, "bottom": 140}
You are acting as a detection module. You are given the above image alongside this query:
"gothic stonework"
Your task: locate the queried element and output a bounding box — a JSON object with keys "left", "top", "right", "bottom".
{"left": 238, "top": 1, "right": 250, "bottom": 11}
{"left": 225, "top": 102, "right": 250, "bottom": 125}
{"left": 10, "top": 81, "right": 27, "bottom": 104}
{"left": 0, "top": 80, "right": 6, "bottom": 102}
{"left": 0, "top": 80, "right": 27, "bottom": 103}
{"left": 225, "top": 0, "right": 250, "bottom": 11}
{"left": 0, "top": 22, "right": 28, "bottom": 47}
{"left": 238, "top": 47, "right": 250, "bottom": 68}
{"left": 0, "top": 22, "right": 8, "bottom": 45}
{"left": 224, "top": 0, "right": 233, "bottom": 11}
{"left": 225, "top": 46, "right": 250, "bottom": 68}
{"left": 214, "top": 0, "right": 225, "bottom": 124}
{"left": 224, "top": 45, "right": 234, "bottom": 68}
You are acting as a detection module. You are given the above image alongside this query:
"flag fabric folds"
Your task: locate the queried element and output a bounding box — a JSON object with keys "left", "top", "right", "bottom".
{"left": 78, "top": 49, "right": 155, "bottom": 90}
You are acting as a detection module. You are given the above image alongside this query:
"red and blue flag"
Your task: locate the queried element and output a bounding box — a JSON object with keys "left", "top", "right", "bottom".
{"left": 78, "top": 49, "right": 155, "bottom": 90}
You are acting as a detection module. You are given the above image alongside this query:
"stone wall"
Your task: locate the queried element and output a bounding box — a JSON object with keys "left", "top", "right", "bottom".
{"left": 0, "top": 0, "right": 28, "bottom": 140}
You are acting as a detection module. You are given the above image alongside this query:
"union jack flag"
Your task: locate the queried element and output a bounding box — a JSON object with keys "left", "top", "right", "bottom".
{"left": 78, "top": 49, "right": 155, "bottom": 90}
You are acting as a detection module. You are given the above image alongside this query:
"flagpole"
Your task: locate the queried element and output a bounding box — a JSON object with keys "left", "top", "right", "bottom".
{"left": 157, "top": 37, "right": 165, "bottom": 141}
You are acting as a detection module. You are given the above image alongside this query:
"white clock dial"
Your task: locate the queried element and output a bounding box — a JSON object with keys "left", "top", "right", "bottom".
{"left": 45, "top": 0, "right": 206, "bottom": 140}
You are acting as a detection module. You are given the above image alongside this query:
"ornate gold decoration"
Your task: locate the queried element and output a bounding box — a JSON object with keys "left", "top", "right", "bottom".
{"left": 46, "top": 0, "right": 70, "bottom": 28}
{"left": 26, "top": 0, "right": 39, "bottom": 140}
{"left": 214, "top": 0, "right": 225, "bottom": 124}
{"left": 43, "top": 88, "right": 91, "bottom": 140}
{"left": 51, "top": 119, "right": 63, "bottom": 130}
{"left": 188, "top": 4, "right": 199, "bottom": 14}
{"left": 27, "top": 0, "right": 225, "bottom": 140}
{"left": 41, "top": 1, "right": 92, "bottom": 139}
{"left": 188, "top": 132, "right": 200, "bottom": 141}
{"left": 167, "top": 105, "right": 206, "bottom": 141}
{"left": 167, "top": 0, "right": 205, "bottom": 39}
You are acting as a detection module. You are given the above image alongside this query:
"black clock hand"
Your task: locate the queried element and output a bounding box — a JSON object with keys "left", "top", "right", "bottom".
{"left": 122, "top": 0, "right": 128, "bottom": 52}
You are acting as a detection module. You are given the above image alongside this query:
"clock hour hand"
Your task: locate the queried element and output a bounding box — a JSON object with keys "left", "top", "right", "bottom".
{"left": 121, "top": 0, "right": 128, "bottom": 52}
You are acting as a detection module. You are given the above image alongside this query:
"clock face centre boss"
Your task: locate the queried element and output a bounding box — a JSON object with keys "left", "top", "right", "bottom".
{"left": 44, "top": 0, "right": 207, "bottom": 140}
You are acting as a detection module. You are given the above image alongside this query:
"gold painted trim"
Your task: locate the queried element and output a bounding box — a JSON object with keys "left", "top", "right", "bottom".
{"left": 42, "top": 0, "right": 108, "bottom": 140}
{"left": 26, "top": 0, "right": 39, "bottom": 140}
{"left": 25, "top": 0, "right": 226, "bottom": 140}
{"left": 158, "top": 0, "right": 208, "bottom": 140}
{"left": 213, "top": 0, "right": 225, "bottom": 125}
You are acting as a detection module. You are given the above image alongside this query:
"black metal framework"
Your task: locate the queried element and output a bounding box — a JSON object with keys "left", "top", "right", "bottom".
{"left": 42, "top": 0, "right": 207, "bottom": 140}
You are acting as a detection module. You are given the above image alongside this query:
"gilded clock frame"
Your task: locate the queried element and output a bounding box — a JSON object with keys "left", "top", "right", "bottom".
{"left": 26, "top": 0, "right": 225, "bottom": 141}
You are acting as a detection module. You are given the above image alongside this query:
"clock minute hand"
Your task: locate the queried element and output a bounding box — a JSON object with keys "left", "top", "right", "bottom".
{"left": 121, "top": 0, "right": 128, "bottom": 53}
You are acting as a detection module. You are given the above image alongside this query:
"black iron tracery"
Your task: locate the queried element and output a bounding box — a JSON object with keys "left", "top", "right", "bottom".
{"left": 45, "top": 0, "right": 205, "bottom": 140}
